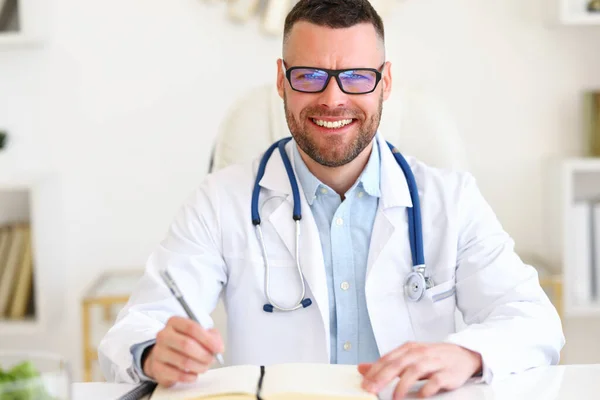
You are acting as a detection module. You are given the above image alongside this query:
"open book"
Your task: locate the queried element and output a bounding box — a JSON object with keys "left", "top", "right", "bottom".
{"left": 150, "top": 363, "right": 378, "bottom": 400}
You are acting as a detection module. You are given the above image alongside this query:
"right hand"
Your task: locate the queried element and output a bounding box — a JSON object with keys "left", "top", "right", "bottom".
{"left": 142, "top": 316, "right": 224, "bottom": 387}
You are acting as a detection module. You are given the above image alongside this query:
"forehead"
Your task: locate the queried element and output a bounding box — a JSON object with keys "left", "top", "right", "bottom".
{"left": 284, "top": 21, "right": 383, "bottom": 68}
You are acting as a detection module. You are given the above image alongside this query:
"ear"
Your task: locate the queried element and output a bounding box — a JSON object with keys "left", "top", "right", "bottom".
{"left": 382, "top": 61, "right": 392, "bottom": 101}
{"left": 276, "top": 58, "right": 285, "bottom": 99}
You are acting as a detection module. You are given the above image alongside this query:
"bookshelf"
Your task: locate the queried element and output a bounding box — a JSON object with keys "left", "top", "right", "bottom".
{"left": 0, "top": 0, "right": 44, "bottom": 50}
{"left": 0, "top": 190, "right": 38, "bottom": 328}
{"left": 0, "top": 173, "right": 67, "bottom": 341}
{"left": 558, "top": 0, "right": 600, "bottom": 25}
{"left": 557, "top": 159, "right": 600, "bottom": 317}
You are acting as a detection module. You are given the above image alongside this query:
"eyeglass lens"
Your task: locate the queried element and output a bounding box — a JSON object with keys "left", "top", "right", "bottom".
{"left": 289, "top": 68, "right": 378, "bottom": 93}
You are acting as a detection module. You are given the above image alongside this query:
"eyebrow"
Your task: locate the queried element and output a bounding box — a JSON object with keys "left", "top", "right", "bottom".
{"left": 282, "top": 60, "right": 385, "bottom": 70}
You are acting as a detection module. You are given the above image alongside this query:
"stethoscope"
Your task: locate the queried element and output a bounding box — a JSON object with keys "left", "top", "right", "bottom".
{"left": 251, "top": 137, "right": 434, "bottom": 313}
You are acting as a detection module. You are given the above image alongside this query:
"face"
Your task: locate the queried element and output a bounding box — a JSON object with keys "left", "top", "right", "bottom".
{"left": 277, "top": 21, "right": 392, "bottom": 168}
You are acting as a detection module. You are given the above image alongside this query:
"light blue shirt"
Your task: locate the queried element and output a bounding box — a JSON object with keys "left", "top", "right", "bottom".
{"left": 130, "top": 138, "right": 382, "bottom": 379}
{"left": 291, "top": 139, "right": 381, "bottom": 365}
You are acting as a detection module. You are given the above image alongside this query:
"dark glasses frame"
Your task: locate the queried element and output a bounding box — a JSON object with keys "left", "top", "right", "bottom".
{"left": 282, "top": 60, "right": 385, "bottom": 95}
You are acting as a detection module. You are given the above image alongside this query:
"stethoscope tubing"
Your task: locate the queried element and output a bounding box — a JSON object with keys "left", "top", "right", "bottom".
{"left": 253, "top": 137, "right": 430, "bottom": 312}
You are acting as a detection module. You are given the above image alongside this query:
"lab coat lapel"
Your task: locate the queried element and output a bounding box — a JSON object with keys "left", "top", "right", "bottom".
{"left": 260, "top": 140, "right": 331, "bottom": 356}
{"left": 366, "top": 135, "right": 414, "bottom": 279}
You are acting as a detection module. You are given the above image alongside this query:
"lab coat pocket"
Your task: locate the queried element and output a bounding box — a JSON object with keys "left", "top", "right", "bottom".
{"left": 406, "top": 278, "right": 457, "bottom": 342}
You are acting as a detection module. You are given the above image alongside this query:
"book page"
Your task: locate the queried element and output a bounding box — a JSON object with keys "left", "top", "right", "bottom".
{"left": 261, "top": 363, "right": 376, "bottom": 400}
{"left": 150, "top": 365, "right": 260, "bottom": 400}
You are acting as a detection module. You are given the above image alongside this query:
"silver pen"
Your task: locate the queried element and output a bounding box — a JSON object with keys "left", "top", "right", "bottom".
{"left": 159, "top": 269, "right": 225, "bottom": 365}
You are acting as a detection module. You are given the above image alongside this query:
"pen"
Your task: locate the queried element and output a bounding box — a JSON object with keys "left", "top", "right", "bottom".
{"left": 159, "top": 269, "right": 225, "bottom": 366}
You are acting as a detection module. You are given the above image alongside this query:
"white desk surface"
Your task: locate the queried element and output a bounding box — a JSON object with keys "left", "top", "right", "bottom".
{"left": 73, "top": 364, "right": 600, "bottom": 400}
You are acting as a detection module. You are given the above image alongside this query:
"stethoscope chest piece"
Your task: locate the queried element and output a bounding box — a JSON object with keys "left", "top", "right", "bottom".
{"left": 404, "top": 271, "right": 427, "bottom": 302}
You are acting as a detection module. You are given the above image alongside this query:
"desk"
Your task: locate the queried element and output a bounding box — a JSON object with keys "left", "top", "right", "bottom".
{"left": 73, "top": 364, "right": 600, "bottom": 399}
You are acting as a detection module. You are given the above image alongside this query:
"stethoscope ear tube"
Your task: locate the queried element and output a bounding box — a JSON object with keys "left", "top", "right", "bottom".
{"left": 257, "top": 220, "right": 312, "bottom": 312}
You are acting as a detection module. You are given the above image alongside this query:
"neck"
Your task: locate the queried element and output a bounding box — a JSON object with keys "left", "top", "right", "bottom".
{"left": 297, "top": 142, "right": 374, "bottom": 197}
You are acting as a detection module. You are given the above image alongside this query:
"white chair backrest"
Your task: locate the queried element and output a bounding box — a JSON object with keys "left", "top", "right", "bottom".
{"left": 210, "top": 83, "right": 469, "bottom": 172}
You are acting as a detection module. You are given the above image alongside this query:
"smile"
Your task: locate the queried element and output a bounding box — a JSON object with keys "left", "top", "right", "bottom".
{"left": 311, "top": 118, "right": 354, "bottom": 129}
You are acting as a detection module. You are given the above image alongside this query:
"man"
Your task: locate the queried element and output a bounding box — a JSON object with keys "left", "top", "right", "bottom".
{"left": 98, "top": 0, "right": 565, "bottom": 398}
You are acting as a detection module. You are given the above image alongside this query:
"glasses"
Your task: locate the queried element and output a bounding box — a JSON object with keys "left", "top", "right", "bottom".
{"left": 283, "top": 61, "right": 384, "bottom": 95}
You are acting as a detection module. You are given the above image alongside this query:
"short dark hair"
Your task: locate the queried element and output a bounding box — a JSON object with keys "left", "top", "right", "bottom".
{"left": 283, "top": 0, "right": 385, "bottom": 45}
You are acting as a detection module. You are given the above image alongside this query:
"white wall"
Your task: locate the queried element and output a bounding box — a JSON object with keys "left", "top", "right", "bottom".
{"left": 0, "top": 0, "right": 599, "bottom": 379}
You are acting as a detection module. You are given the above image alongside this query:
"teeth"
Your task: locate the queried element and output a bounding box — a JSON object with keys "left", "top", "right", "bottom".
{"left": 312, "top": 118, "right": 353, "bottom": 129}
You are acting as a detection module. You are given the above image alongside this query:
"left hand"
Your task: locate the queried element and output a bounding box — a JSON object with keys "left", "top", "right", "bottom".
{"left": 358, "top": 342, "right": 482, "bottom": 399}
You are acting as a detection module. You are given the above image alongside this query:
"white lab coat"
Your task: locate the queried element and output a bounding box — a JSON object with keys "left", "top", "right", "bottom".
{"left": 98, "top": 134, "right": 564, "bottom": 384}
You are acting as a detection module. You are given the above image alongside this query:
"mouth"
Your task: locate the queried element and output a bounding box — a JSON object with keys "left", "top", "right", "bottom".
{"left": 310, "top": 117, "right": 357, "bottom": 132}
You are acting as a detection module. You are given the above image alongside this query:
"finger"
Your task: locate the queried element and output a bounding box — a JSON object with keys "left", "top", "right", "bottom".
{"left": 363, "top": 350, "right": 425, "bottom": 393}
{"left": 207, "top": 328, "right": 225, "bottom": 353}
{"left": 363, "top": 342, "right": 420, "bottom": 382}
{"left": 393, "top": 361, "right": 444, "bottom": 400}
{"left": 418, "top": 374, "right": 446, "bottom": 398}
{"left": 169, "top": 317, "right": 223, "bottom": 355}
{"left": 357, "top": 363, "right": 372, "bottom": 376}
{"left": 152, "top": 361, "right": 198, "bottom": 386}
{"left": 157, "top": 328, "right": 214, "bottom": 365}
{"left": 152, "top": 345, "right": 210, "bottom": 375}
{"left": 418, "top": 372, "right": 462, "bottom": 398}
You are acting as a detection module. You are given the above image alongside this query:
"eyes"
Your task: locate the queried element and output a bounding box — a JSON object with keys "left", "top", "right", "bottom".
{"left": 287, "top": 67, "right": 380, "bottom": 94}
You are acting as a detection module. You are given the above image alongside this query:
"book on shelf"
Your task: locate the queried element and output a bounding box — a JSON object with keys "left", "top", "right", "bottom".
{"left": 590, "top": 92, "right": 600, "bottom": 157}
{"left": 0, "top": 226, "right": 10, "bottom": 290}
{"left": 571, "top": 202, "right": 593, "bottom": 305}
{"left": 9, "top": 225, "right": 33, "bottom": 318}
{"left": 569, "top": 199, "right": 600, "bottom": 307}
{"left": 0, "top": 223, "right": 34, "bottom": 319}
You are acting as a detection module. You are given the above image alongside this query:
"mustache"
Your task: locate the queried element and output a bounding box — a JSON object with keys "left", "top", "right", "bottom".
{"left": 301, "top": 106, "right": 364, "bottom": 119}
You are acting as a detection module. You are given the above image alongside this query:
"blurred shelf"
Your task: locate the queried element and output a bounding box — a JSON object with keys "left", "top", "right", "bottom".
{"left": 558, "top": 0, "right": 600, "bottom": 25}
{"left": 0, "top": 318, "right": 41, "bottom": 335}
{"left": 563, "top": 305, "right": 600, "bottom": 317}
{"left": 559, "top": 160, "right": 600, "bottom": 317}
{"left": 561, "top": 14, "right": 600, "bottom": 24}
{"left": 0, "top": 33, "right": 43, "bottom": 50}
{"left": 562, "top": 157, "right": 600, "bottom": 171}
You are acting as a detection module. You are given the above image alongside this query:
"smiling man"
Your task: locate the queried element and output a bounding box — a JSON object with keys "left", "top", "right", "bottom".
{"left": 98, "top": 1, "right": 565, "bottom": 398}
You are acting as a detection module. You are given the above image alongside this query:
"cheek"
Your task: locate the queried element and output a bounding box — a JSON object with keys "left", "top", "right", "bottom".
{"left": 287, "top": 90, "right": 319, "bottom": 114}
{"left": 290, "top": 100, "right": 313, "bottom": 120}
{"left": 355, "top": 98, "right": 378, "bottom": 117}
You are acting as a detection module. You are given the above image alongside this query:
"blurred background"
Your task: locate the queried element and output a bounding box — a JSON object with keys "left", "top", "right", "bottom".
{"left": 0, "top": 0, "right": 600, "bottom": 383}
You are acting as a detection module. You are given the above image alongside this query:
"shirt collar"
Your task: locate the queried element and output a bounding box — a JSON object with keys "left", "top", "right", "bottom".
{"left": 291, "top": 137, "right": 381, "bottom": 205}
{"left": 359, "top": 139, "right": 382, "bottom": 198}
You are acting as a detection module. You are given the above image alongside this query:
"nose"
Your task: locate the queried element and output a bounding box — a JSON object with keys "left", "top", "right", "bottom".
{"left": 317, "top": 76, "right": 348, "bottom": 109}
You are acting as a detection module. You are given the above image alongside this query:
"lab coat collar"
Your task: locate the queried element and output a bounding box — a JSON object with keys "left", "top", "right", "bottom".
{"left": 376, "top": 133, "right": 413, "bottom": 209}
{"left": 258, "top": 132, "right": 413, "bottom": 210}
{"left": 257, "top": 140, "right": 294, "bottom": 196}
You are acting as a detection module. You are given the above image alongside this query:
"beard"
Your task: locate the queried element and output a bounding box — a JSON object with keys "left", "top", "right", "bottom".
{"left": 283, "top": 92, "right": 383, "bottom": 168}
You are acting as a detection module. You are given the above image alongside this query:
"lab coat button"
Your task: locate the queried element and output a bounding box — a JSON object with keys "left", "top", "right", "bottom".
{"left": 343, "top": 342, "right": 352, "bottom": 351}
{"left": 341, "top": 281, "right": 350, "bottom": 291}
{"left": 336, "top": 217, "right": 344, "bottom": 226}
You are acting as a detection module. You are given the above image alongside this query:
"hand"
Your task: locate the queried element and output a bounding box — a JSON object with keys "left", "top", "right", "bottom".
{"left": 358, "top": 342, "right": 482, "bottom": 399}
{"left": 143, "top": 316, "right": 224, "bottom": 387}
